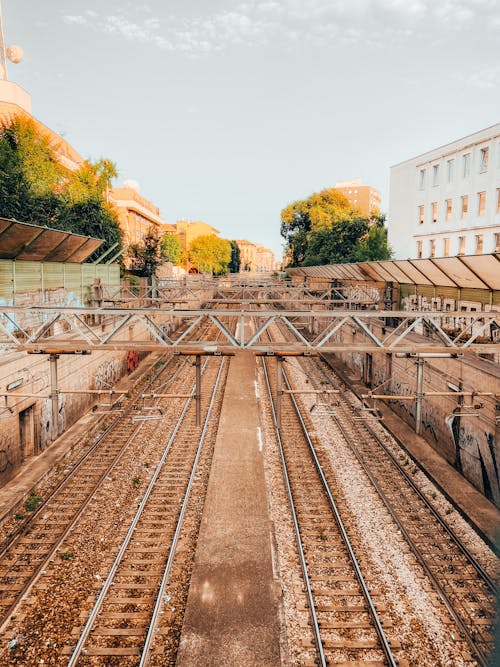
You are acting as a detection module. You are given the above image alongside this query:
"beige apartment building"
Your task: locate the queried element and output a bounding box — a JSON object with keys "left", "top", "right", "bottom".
{"left": 255, "top": 245, "right": 275, "bottom": 272}
{"left": 334, "top": 179, "right": 381, "bottom": 216}
{"left": 236, "top": 239, "right": 275, "bottom": 272}
{"left": 109, "top": 185, "right": 171, "bottom": 249}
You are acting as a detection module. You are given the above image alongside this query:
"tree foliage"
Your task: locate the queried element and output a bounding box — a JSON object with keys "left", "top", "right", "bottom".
{"left": 281, "top": 187, "right": 391, "bottom": 267}
{"left": 188, "top": 235, "right": 232, "bottom": 275}
{"left": 127, "top": 228, "right": 163, "bottom": 278}
{"left": 228, "top": 240, "right": 241, "bottom": 273}
{"left": 0, "top": 116, "right": 121, "bottom": 259}
{"left": 354, "top": 221, "right": 392, "bottom": 262}
{"left": 160, "top": 233, "right": 182, "bottom": 265}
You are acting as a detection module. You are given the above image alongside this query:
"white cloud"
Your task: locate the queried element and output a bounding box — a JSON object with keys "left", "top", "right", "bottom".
{"left": 457, "top": 64, "right": 500, "bottom": 90}
{"left": 61, "top": 1, "right": 498, "bottom": 56}
{"left": 63, "top": 15, "right": 87, "bottom": 26}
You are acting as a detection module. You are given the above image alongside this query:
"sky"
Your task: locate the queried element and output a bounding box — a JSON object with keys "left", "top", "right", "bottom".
{"left": 3, "top": 0, "right": 500, "bottom": 259}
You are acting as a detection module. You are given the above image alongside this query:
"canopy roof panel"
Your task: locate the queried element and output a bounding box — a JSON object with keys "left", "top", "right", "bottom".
{"left": 0, "top": 219, "right": 103, "bottom": 263}
{"left": 288, "top": 254, "right": 500, "bottom": 289}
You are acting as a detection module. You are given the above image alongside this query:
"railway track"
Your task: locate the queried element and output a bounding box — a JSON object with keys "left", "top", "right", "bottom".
{"left": 261, "top": 354, "right": 402, "bottom": 666}
{"left": 294, "top": 352, "right": 498, "bottom": 667}
{"left": 0, "top": 351, "right": 188, "bottom": 630}
{"left": 63, "top": 356, "right": 227, "bottom": 665}
{"left": 0, "top": 312, "right": 237, "bottom": 665}
{"left": 260, "top": 302, "right": 498, "bottom": 664}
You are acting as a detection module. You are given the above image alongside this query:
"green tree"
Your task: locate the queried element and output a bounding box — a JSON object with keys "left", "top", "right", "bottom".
{"left": 303, "top": 218, "right": 370, "bottom": 266}
{"left": 188, "top": 235, "right": 232, "bottom": 275}
{"left": 228, "top": 240, "right": 241, "bottom": 273}
{"left": 127, "top": 228, "right": 163, "bottom": 278}
{"left": 281, "top": 188, "right": 355, "bottom": 267}
{"left": 0, "top": 116, "right": 122, "bottom": 259}
{"left": 355, "top": 223, "right": 392, "bottom": 262}
{"left": 160, "top": 233, "right": 182, "bottom": 264}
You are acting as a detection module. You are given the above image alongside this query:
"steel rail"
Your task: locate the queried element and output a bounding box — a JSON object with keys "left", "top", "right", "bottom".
{"left": 318, "top": 354, "right": 496, "bottom": 589}
{"left": 282, "top": 361, "right": 397, "bottom": 667}
{"left": 260, "top": 357, "right": 327, "bottom": 667}
{"left": 67, "top": 310, "right": 236, "bottom": 665}
{"left": 139, "top": 357, "right": 226, "bottom": 666}
{"left": 0, "top": 351, "right": 177, "bottom": 550}
{"left": 0, "top": 354, "right": 191, "bottom": 634}
{"left": 311, "top": 354, "right": 497, "bottom": 667}
{"left": 66, "top": 354, "right": 222, "bottom": 665}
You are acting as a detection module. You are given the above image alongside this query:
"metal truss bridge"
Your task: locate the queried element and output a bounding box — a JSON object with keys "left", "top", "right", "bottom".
{"left": 0, "top": 305, "right": 498, "bottom": 355}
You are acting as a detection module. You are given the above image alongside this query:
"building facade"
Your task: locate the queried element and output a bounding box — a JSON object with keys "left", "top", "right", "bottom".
{"left": 389, "top": 124, "right": 500, "bottom": 259}
{"left": 255, "top": 245, "right": 275, "bottom": 272}
{"left": 175, "top": 220, "right": 220, "bottom": 256}
{"left": 236, "top": 239, "right": 275, "bottom": 272}
{"left": 109, "top": 185, "right": 168, "bottom": 249}
{"left": 334, "top": 179, "right": 381, "bottom": 216}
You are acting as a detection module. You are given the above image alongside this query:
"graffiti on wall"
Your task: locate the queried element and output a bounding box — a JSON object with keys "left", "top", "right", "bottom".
{"left": 40, "top": 394, "right": 66, "bottom": 449}
{"left": 0, "top": 433, "right": 14, "bottom": 474}
{"left": 447, "top": 419, "right": 499, "bottom": 505}
{"left": 93, "top": 358, "right": 123, "bottom": 390}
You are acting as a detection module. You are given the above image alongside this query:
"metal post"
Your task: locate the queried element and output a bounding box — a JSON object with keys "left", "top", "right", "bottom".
{"left": 195, "top": 354, "right": 201, "bottom": 427}
{"left": 240, "top": 313, "right": 245, "bottom": 347}
{"left": 276, "top": 356, "right": 283, "bottom": 429}
{"left": 415, "top": 356, "right": 425, "bottom": 435}
{"left": 49, "top": 354, "right": 59, "bottom": 438}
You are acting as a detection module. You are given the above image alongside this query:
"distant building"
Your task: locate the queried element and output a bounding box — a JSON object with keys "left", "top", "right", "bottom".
{"left": 334, "top": 178, "right": 381, "bottom": 216}
{"left": 255, "top": 245, "right": 275, "bottom": 272}
{"left": 236, "top": 239, "right": 275, "bottom": 272}
{"left": 236, "top": 239, "right": 257, "bottom": 271}
{"left": 109, "top": 184, "right": 169, "bottom": 249}
{"left": 389, "top": 124, "right": 500, "bottom": 259}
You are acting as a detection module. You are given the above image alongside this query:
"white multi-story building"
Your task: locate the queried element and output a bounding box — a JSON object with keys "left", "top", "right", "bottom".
{"left": 389, "top": 124, "right": 500, "bottom": 259}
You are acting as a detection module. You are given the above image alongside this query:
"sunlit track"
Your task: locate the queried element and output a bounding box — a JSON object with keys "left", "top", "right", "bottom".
{"left": 300, "top": 352, "right": 498, "bottom": 667}
{"left": 263, "top": 297, "right": 497, "bottom": 665}
{"left": 261, "top": 352, "right": 400, "bottom": 667}
{"left": 64, "top": 356, "right": 227, "bottom": 665}
{"left": 0, "top": 351, "right": 187, "bottom": 630}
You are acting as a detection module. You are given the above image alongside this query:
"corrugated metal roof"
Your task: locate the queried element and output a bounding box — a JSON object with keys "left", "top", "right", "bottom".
{"left": 288, "top": 253, "right": 500, "bottom": 289}
{"left": 0, "top": 219, "right": 103, "bottom": 263}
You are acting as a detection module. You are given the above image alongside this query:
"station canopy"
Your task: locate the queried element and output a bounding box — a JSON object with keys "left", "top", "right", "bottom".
{"left": 287, "top": 253, "right": 500, "bottom": 291}
{"left": 0, "top": 219, "right": 103, "bottom": 263}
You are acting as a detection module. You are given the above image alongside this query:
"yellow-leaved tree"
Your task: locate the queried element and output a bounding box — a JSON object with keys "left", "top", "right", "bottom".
{"left": 188, "top": 235, "right": 232, "bottom": 275}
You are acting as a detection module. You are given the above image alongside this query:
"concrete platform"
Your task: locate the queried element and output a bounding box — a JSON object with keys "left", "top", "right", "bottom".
{"left": 324, "top": 355, "right": 500, "bottom": 551}
{"left": 176, "top": 350, "right": 282, "bottom": 666}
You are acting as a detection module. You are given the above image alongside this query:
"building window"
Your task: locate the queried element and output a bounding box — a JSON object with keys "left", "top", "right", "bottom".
{"left": 447, "top": 159, "right": 455, "bottom": 182}
{"left": 479, "top": 147, "right": 489, "bottom": 172}
{"left": 432, "top": 165, "right": 439, "bottom": 186}
{"left": 463, "top": 153, "right": 471, "bottom": 177}
{"left": 443, "top": 238, "right": 450, "bottom": 256}
{"left": 416, "top": 240, "right": 422, "bottom": 258}
{"left": 458, "top": 236, "right": 466, "bottom": 255}
{"left": 461, "top": 195, "right": 468, "bottom": 217}
{"left": 478, "top": 191, "right": 486, "bottom": 215}
{"left": 419, "top": 169, "right": 426, "bottom": 189}
{"left": 432, "top": 202, "right": 438, "bottom": 222}
{"left": 475, "top": 235, "right": 483, "bottom": 253}
{"left": 429, "top": 239, "right": 436, "bottom": 258}
{"left": 418, "top": 205, "right": 425, "bottom": 224}
{"left": 445, "top": 199, "right": 452, "bottom": 220}
{"left": 495, "top": 233, "right": 500, "bottom": 252}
